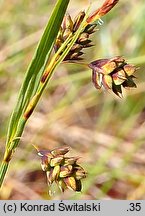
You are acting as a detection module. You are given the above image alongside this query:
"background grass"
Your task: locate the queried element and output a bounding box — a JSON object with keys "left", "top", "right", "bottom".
{"left": 0, "top": 0, "right": 145, "bottom": 199}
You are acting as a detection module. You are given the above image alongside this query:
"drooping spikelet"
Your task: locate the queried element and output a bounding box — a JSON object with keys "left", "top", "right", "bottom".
{"left": 38, "top": 147, "right": 86, "bottom": 193}
{"left": 89, "top": 56, "right": 137, "bottom": 97}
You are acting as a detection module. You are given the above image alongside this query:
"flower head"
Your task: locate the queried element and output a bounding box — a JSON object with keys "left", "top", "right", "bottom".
{"left": 38, "top": 147, "right": 86, "bottom": 194}
{"left": 89, "top": 56, "right": 137, "bottom": 97}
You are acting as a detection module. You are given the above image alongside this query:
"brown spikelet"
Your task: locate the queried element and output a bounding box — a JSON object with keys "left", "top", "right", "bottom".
{"left": 38, "top": 147, "right": 86, "bottom": 194}
{"left": 54, "top": 12, "right": 98, "bottom": 61}
{"left": 54, "top": 1, "right": 119, "bottom": 61}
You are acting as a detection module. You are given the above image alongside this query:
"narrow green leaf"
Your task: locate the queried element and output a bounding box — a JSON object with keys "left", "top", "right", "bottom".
{"left": 6, "top": 0, "right": 70, "bottom": 146}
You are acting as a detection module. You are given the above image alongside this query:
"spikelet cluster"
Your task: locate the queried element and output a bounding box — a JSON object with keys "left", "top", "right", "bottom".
{"left": 54, "top": 12, "right": 97, "bottom": 61}
{"left": 38, "top": 147, "right": 86, "bottom": 193}
{"left": 54, "top": 1, "right": 120, "bottom": 61}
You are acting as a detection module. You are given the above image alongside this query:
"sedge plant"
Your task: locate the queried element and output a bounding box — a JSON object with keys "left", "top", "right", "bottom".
{"left": 0, "top": 0, "right": 137, "bottom": 194}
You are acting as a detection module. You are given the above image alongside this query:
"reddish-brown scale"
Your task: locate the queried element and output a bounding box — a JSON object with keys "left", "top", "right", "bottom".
{"left": 23, "top": 107, "right": 34, "bottom": 119}
{"left": 87, "top": 0, "right": 119, "bottom": 23}
{"left": 4, "top": 150, "right": 13, "bottom": 163}
{"left": 41, "top": 72, "right": 49, "bottom": 83}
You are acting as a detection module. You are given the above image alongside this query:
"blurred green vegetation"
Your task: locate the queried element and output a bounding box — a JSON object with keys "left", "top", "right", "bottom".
{"left": 0, "top": 0, "right": 145, "bottom": 199}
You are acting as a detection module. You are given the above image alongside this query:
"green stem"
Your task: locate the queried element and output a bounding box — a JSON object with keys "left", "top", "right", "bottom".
{"left": 64, "top": 60, "right": 89, "bottom": 67}
{"left": 0, "top": 9, "right": 90, "bottom": 188}
{"left": 0, "top": 161, "right": 9, "bottom": 188}
{"left": 0, "top": 57, "right": 58, "bottom": 188}
{"left": 0, "top": 118, "right": 27, "bottom": 187}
